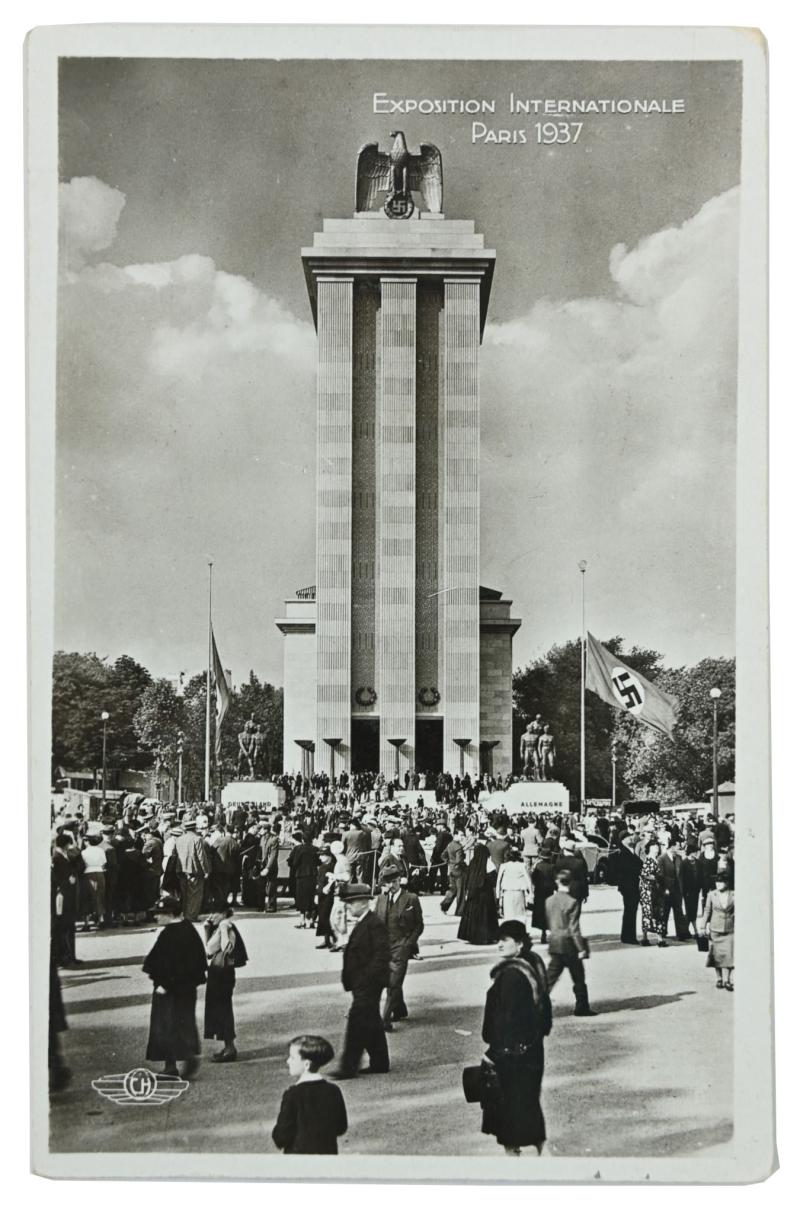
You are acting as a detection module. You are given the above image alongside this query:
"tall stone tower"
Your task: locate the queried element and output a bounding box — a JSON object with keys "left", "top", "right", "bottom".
{"left": 276, "top": 135, "right": 520, "bottom": 782}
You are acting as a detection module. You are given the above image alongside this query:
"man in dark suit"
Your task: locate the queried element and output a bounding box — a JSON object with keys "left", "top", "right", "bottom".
{"left": 343, "top": 818, "right": 373, "bottom": 884}
{"left": 332, "top": 882, "right": 391, "bottom": 1079}
{"left": 259, "top": 823, "right": 281, "bottom": 913}
{"left": 440, "top": 832, "right": 467, "bottom": 915}
{"left": 617, "top": 832, "right": 643, "bottom": 944}
{"left": 657, "top": 838, "right": 691, "bottom": 940}
{"left": 373, "top": 867, "right": 424, "bottom": 1030}
{"left": 545, "top": 870, "right": 596, "bottom": 1016}
{"left": 487, "top": 827, "right": 512, "bottom": 871}
{"left": 430, "top": 824, "right": 452, "bottom": 894}
{"left": 554, "top": 839, "right": 590, "bottom": 906}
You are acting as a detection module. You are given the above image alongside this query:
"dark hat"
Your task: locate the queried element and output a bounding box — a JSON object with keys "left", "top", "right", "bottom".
{"left": 497, "top": 919, "right": 531, "bottom": 947}
{"left": 155, "top": 893, "right": 182, "bottom": 915}
{"left": 379, "top": 866, "right": 402, "bottom": 885}
{"left": 341, "top": 881, "right": 372, "bottom": 901}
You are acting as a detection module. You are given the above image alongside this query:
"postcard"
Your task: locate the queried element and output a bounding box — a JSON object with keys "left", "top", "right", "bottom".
{"left": 27, "top": 23, "right": 771, "bottom": 1182}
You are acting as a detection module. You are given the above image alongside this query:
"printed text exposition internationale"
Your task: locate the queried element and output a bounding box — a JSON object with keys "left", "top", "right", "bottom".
{"left": 373, "top": 93, "right": 686, "bottom": 115}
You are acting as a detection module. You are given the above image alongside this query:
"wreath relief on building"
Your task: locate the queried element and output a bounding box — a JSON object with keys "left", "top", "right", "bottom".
{"left": 417, "top": 687, "right": 441, "bottom": 707}
{"left": 355, "top": 686, "right": 378, "bottom": 707}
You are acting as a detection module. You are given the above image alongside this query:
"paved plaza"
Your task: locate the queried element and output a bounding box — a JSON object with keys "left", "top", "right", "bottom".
{"left": 51, "top": 886, "right": 733, "bottom": 1158}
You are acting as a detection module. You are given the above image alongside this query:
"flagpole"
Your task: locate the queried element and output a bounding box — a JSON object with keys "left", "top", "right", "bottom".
{"left": 578, "top": 560, "right": 587, "bottom": 817}
{"left": 204, "top": 560, "right": 213, "bottom": 802}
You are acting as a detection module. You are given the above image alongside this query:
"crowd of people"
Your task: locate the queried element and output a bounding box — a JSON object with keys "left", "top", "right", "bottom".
{"left": 50, "top": 780, "right": 735, "bottom": 1154}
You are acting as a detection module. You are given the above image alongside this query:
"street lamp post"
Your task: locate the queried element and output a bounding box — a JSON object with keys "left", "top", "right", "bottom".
{"left": 578, "top": 560, "right": 587, "bottom": 816}
{"left": 710, "top": 687, "right": 722, "bottom": 819}
{"left": 100, "top": 711, "right": 110, "bottom": 810}
{"left": 611, "top": 748, "right": 617, "bottom": 813}
{"left": 177, "top": 732, "right": 184, "bottom": 806}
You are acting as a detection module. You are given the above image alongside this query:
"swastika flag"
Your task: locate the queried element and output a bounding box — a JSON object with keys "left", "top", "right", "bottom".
{"left": 585, "top": 632, "right": 678, "bottom": 740}
{"left": 211, "top": 627, "right": 231, "bottom": 759}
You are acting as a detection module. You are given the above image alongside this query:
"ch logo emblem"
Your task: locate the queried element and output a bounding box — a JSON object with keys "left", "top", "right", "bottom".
{"left": 92, "top": 1068, "right": 189, "bottom": 1107}
{"left": 611, "top": 668, "right": 645, "bottom": 716}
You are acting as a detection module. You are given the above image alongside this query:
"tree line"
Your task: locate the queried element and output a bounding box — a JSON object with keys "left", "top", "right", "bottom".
{"left": 53, "top": 636, "right": 734, "bottom": 806}
{"left": 51, "top": 652, "right": 283, "bottom": 799}
{"left": 513, "top": 638, "right": 735, "bottom": 806}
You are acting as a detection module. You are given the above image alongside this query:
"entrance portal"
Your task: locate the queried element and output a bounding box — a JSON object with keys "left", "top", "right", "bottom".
{"left": 415, "top": 717, "right": 443, "bottom": 777}
{"left": 351, "top": 717, "right": 379, "bottom": 773}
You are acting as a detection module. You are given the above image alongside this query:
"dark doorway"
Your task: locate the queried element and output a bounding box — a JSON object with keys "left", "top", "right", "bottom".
{"left": 415, "top": 718, "right": 443, "bottom": 777}
{"left": 351, "top": 717, "right": 380, "bottom": 773}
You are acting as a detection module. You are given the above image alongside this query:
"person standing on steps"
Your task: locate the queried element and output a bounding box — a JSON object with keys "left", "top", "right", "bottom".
{"left": 544, "top": 870, "right": 596, "bottom": 1017}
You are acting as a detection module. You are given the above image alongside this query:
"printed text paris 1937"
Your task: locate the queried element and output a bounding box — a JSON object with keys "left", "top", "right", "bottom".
{"left": 373, "top": 91, "right": 687, "bottom": 145}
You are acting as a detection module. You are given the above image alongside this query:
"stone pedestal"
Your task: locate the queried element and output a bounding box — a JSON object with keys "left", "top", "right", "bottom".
{"left": 485, "top": 780, "right": 571, "bottom": 814}
{"left": 221, "top": 781, "right": 286, "bottom": 810}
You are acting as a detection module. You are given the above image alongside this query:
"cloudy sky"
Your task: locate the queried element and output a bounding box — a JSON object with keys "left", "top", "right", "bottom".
{"left": 57, "top": 57, "right": 742, "bottom": 687}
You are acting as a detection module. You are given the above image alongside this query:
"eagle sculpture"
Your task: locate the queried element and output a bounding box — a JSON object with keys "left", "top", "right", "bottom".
{"left": 356, "top": 131, "right": 443, "bottom": 218}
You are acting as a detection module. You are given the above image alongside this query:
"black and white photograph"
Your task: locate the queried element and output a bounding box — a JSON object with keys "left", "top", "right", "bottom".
{"left": 27, "top": 23, "right": 771, "bottom": 1182}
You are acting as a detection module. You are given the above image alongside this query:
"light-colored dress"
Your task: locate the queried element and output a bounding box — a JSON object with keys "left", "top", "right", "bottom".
{"left": 496, "top": 860, "right": 533, "bottom": 924}
{"left": 702, "top": 889, "right": 734, "bottom": 968}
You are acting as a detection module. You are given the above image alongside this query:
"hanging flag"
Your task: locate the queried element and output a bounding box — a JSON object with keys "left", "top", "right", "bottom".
{"left": 211, "top": 628, "right": 231, "bottom": 759}
{"left": 585, "top": 632, "right": 678, "bottom": 740}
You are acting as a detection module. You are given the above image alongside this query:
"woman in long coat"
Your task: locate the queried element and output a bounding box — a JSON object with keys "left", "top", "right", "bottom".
{"left": 142, "top": 895, "right": 207, "bottom": 1076}
{"left": 531, "top": 849, "right": 557, "bottom": 944}
{"left": 481, "top": 919, "right": 552, "bottom": 1156}
{"left": 458, "top": 841, "right": 499, "bottom": 945}
{"left": 314, "top": 850, "right": 336, "bottom": 949}
{"left": 702, "top": 872, "right": 734, "bottom": 990}
{"left": 288, "top": 832, "right": 319, "bottom": 928}
{"left": 204, "top": 909, "right": 245, "bottom": 1061}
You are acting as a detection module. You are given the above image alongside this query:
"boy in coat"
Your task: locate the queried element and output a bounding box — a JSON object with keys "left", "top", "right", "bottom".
{"left": 544, "top": 870, "right": 596, "bottom": 1016}
{"left": 331, "top": 882, "right": 391, "bottom": 1079}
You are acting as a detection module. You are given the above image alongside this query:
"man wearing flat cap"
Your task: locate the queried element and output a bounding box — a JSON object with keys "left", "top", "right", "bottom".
{"left": 331, "top": 883, "right": 391, "bottom": 1079}
{"left": 173, "top": 817, "right": 211, "bottom": 921}
{"left": 373, "top": 867, "right": 424, "bottom": 1031}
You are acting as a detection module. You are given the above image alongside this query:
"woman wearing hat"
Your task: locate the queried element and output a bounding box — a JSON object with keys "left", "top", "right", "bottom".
{"left": 288, "top": 831, "right": 319, "bottom": 929}
{"left": 639, "top": 840, "right": 668, "bottom": 947}
{"left": 457, "top": 838, "right": 499, "bottom": 945}
{"left": 480, "top": 919, "right": 552, "bottom": 1156}
{"left": 495, "top": 848, "right": 533, "bottom": 925}
{"left": 530, "top": 843, "right": 557, "bottom": 945}
{"left": 701, "top": 871, "right": 734, "bottom": 990}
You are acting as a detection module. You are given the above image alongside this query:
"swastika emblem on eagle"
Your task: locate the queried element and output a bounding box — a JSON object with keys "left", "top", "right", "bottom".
{"left": 611, "top": 668, "right": 645, "bottom": 716}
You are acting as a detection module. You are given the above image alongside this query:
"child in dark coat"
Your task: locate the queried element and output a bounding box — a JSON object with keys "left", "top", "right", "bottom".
{"left": 272, "top": 1035, "right": 348, "bottom": 1154}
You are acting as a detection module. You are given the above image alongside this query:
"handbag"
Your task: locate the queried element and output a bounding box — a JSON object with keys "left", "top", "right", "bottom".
{"left": 462, "top": 1060, "right": 501, "bottom": 1106}
{"left": 696, "top": 933, "right": 710, "bottom": 953}
{"left": 210, "top": 945, "right": 235, "bottom": 970}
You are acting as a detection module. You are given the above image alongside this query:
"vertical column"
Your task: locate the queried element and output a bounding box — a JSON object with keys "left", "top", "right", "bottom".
{"left": 377, "top": 278, "right": 416, "bottom": 778}
{"left": 351, "top": 283, "right": 378, "bottom": 722}
{"left": 316, "top": 277, "right": 353, "bottom": 776}
{"left": 442, "top": 279, "right": 481, "bottom": 775}
{"left": 415, "top": 283, "right": 441, "bottom": 727}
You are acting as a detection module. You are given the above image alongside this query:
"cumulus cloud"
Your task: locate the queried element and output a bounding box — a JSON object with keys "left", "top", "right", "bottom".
{"left": 56, "top": 176, "right": 318, "bottom": 681}
{"left": 55, "top": 175, "right": 739, "bottom": 680}
{"left": 481, "top": 187, "right": 739, "bottom": 665}
{"left": 59, "top": 176, "right": 126, "bottom": 271}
